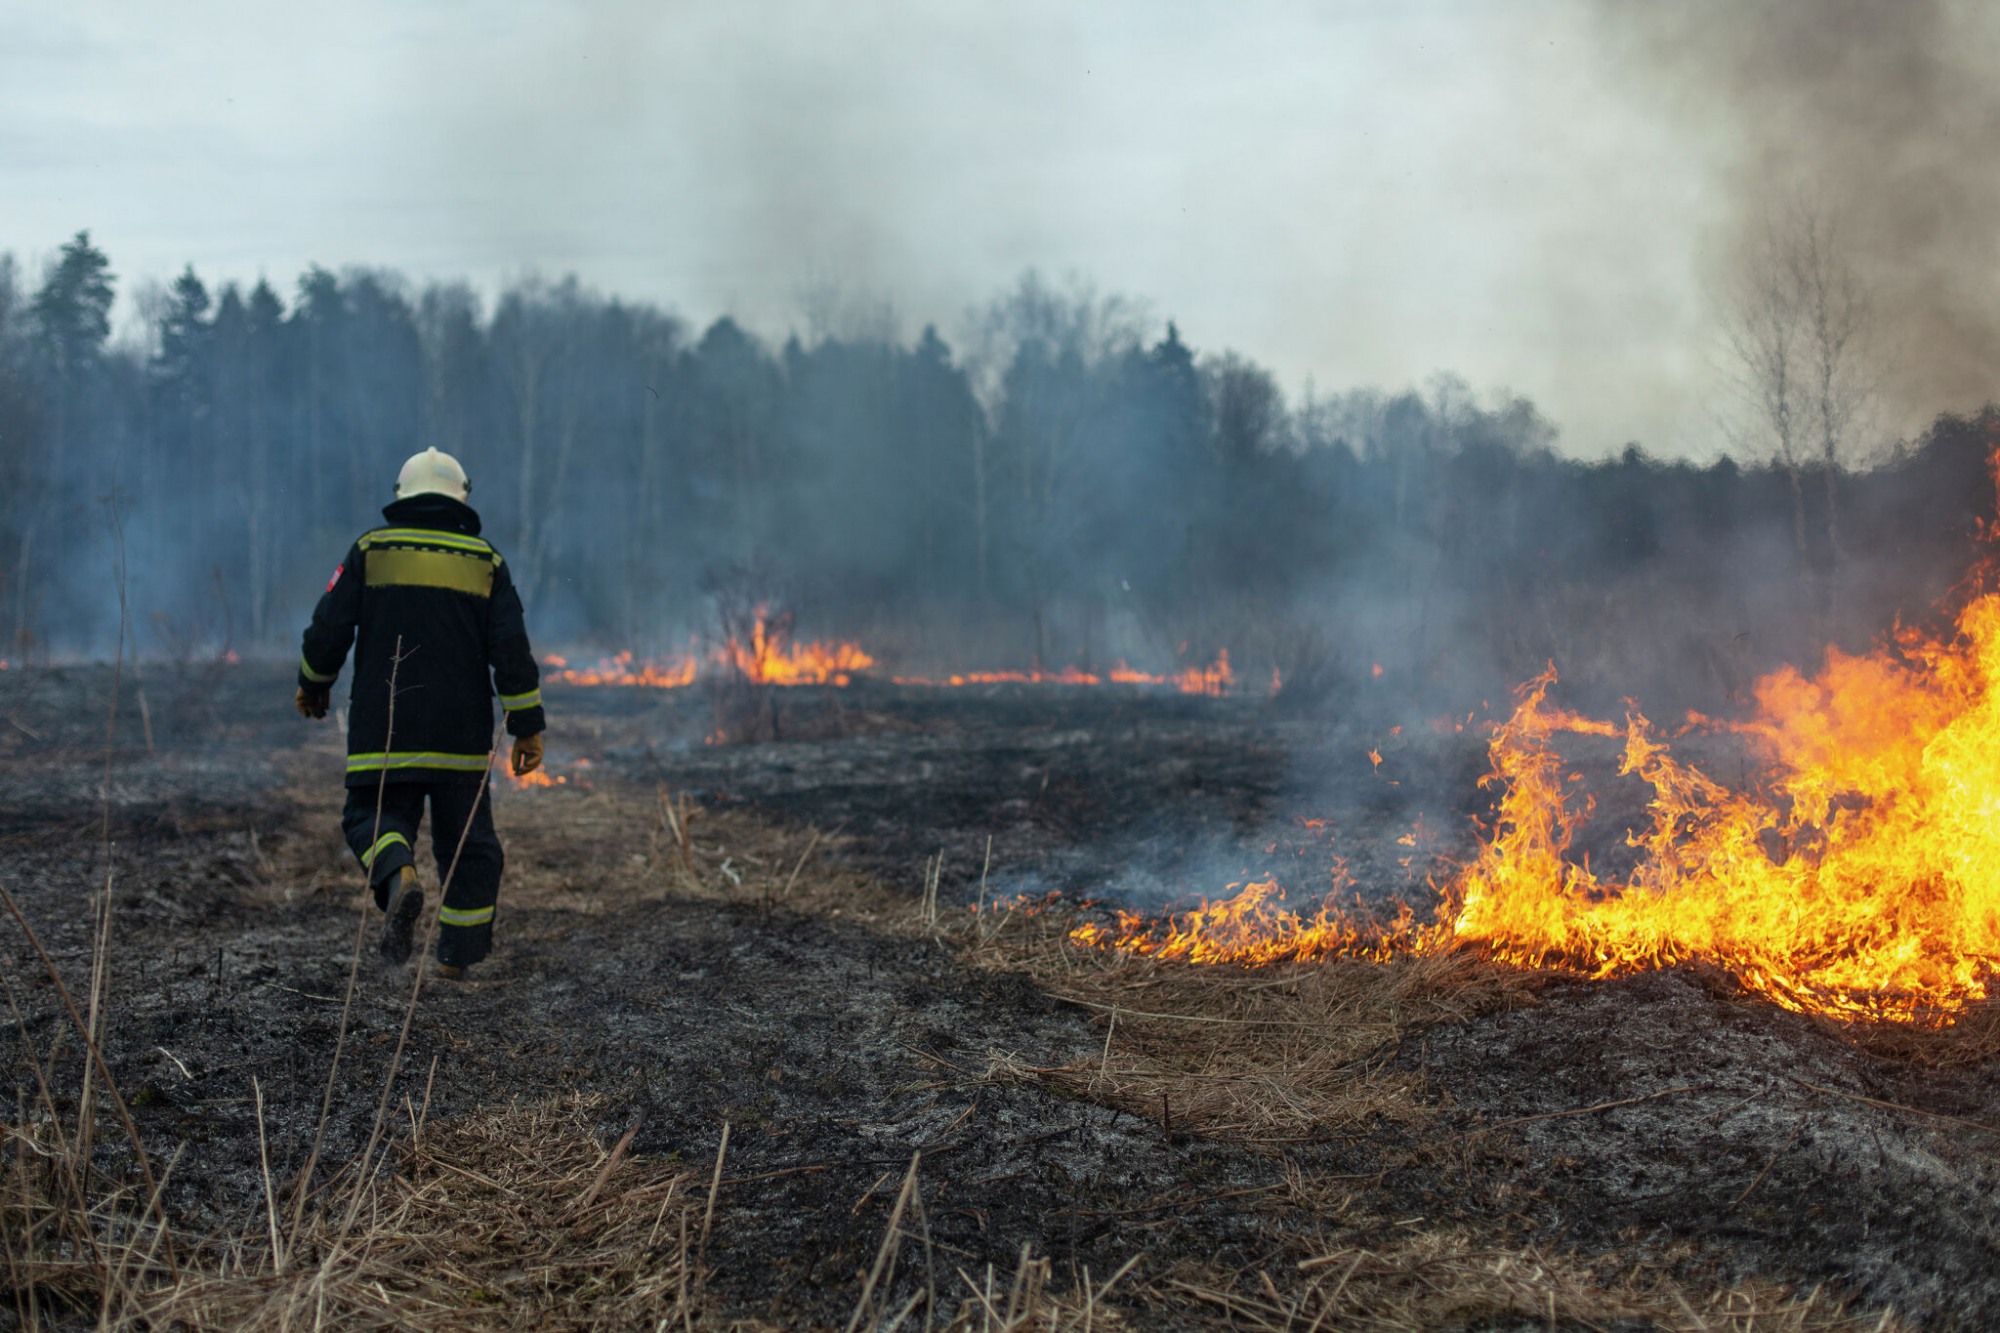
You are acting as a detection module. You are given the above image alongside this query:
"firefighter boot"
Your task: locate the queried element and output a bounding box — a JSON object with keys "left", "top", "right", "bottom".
{"left": 380, "top": 866, "right": 424, "bottom": 965}
{"left": 434, "top": 962, "right": 468, "bottom": 981}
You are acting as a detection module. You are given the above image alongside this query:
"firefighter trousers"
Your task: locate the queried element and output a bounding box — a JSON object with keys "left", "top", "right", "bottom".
{"left": 341, "top": 782, "right": 503, "bottom": 967}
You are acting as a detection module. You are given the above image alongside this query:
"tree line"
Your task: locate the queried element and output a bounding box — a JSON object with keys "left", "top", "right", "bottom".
{"left": 0, "top": 230, "right": 1988, "bottom": 711}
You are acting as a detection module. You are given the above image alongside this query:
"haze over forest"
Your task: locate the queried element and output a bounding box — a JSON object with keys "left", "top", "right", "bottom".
{"left": 4, "top": 1, "right": 2000, "bottom": 710}
{"left": 0, "top": 232, "right": 1991, "bottom": 720}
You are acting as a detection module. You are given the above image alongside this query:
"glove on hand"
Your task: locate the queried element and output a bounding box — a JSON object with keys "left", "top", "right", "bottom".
{"left": 511, "top": 732, "right": 544, "bottom": 776}
{"left": 295, "top": 686, "right": 330, "bottom": 719}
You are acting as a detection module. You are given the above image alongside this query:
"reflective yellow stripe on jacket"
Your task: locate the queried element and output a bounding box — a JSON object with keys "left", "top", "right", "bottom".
{"left": 359, "top": 529, "right": 499, "bottom": 560}
{"left": 300, "top": 654, "right": 337, "bottom": 684}
{"left": 346, "top": 751, "right": 491, "bottom": 774}
{"left": 438, "top": 905, "right": 495, "bottom": 927}
{"left": 499, "top": 688, "right": 541, "bottom": 712}
{"left": 365, "top": 547, "right": 495, "bottom": 597}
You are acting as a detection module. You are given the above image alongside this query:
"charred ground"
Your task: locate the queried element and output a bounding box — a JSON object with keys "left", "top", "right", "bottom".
{"left": 2, "top": 662, "right": 1996, "bottom": 1329}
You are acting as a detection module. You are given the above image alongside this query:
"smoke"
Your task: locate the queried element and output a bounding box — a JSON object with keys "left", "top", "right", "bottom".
{"left": 1594, "top": 0, "right": 2000, "bottom": 430}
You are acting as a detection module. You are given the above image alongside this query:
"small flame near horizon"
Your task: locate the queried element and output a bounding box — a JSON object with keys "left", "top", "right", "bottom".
{"left": 889, "top": 648, "right": 1238, "bottom": 694}
{"left": 543, "top": 623, "right": 1257, "bottom": 697}
{"left": 544, "top": 609, "right": 875, "bottom": 690}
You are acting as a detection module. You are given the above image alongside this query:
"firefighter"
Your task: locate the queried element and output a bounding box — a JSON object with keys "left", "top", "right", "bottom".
{"left": 294, "top": 447, "right": 546, "bottom": 980}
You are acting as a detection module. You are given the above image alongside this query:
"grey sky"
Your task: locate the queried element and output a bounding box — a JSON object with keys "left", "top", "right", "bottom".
{"left": 7, "top": 2, "right": 1747, "bottom": 455}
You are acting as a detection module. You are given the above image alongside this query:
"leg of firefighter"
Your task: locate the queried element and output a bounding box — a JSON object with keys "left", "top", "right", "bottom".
{"left": 341, "top": 785, "right": 425, "bottom": 910}
{"left": 427, "top": 782, "right": 503, "bottom": 974}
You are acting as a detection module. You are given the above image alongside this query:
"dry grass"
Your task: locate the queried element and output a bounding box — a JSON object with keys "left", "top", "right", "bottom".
{"left": 1, "top": 1102, "right": 171, "bottom": 1324}
{"left": 134, "top": 1095, "right": 716, "bottom": 1332}
{"left": 941, "top": 897, "right": 1541, "bottom": 1142}
{"left": 267, "top": 751, "right": 892, "bottom": 933}
{"left": 842, "top": 1155, "right": 1141, "bottom": 1333}
{"left": 911, "top": 858, "right": 1917, "bottom": 1331}
{"left": 1832, "top": 999, "right": 2000, "bottom": 1067}
{"left": 1165, "top": 1231, "right": 1903, "bottom": 1332}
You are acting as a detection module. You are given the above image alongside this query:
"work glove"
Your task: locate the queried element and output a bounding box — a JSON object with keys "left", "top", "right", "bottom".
{"left": 295, "top": 686, "right": 330, "bottom": 719}
{"left": 511, "top": 732, "right": 544, "bottom": 777}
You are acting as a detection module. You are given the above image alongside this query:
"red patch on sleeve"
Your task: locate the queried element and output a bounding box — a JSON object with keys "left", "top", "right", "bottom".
{"left": 327, "top": 563, "right": 344, "bottom": 593}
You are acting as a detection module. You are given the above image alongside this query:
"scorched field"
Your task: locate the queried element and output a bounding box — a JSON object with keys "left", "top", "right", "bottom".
{"left": 2, "top": 651, "right": 1997, "bottom": 1330}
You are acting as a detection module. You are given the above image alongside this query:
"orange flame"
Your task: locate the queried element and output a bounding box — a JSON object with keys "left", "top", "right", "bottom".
{"left": 1071, "top": 448, "right": 2000, "bottom": 1025}
{"left": 892, "top": 651, "right": 1246, "bottom": 695}
{"left": 539, "top": 615, "right": 873, "bottom": 690}
{"left": 546, "top": 638, "right": 1258, "bottom": 696}
{"left": 1069, "top": 880, "right": 1432, "bottom": 966}
{"left": 719, "top": 614, "right": 875, "bottom": 686}
{"left": 1448, "top": 623, "right": 2000, "bottom": 1023}
{"left": 545, "top": 650, "right": 699, "bottom": 688}
{"left": 897, "top": 666, "right": 1111, "bottom": 687}
{"left": 1172, "top": 648, "right": 1234, "bottom": 697}
{"left": 1074, "top": 620, "right": 2000, "bottom": 1020}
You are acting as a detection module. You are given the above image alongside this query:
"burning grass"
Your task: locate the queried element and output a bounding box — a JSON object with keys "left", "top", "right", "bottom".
{"left": 1062, "top": 601, "right": 2000, "bottom": 1037}
{"left": 542, "top": 605, "right": 1263, "bottom": 706}
{"left": 1030, "top": 448, "right": 2000, "bottom": 1036}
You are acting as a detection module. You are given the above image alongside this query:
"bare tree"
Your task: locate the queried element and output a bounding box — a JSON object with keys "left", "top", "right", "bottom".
{"left": 1721, "top": 201, "right": 1877, "bottom": 573}
{"left": 1794, "top": 210, "right": 1873, "bottom": 564}
{"left": 1724, "top": 222, "right": 1809, "bottom": 559}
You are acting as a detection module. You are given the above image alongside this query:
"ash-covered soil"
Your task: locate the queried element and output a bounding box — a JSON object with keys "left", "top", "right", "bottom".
{"left": 3, "top": 661, "right": 1997, "bottom": 1328}
{"left": 1408, "top": 972, "right": 2000, "bottom": 1320}
{"left": 581, "top": 675, "right": 1491, "bottom": 906}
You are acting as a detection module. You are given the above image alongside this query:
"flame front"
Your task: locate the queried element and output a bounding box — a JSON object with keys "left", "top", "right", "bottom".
{"left": 1451, "top": 605, "right": 2000, "bottom": 1023}
{"left": 1071, "top": 450, "right": 2000, "bottom": 1026}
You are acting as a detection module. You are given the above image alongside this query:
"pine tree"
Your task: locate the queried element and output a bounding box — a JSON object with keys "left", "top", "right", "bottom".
{"left": 17, "top": 231, "right": 116, "bottom": 647}
{"left": 31, "top": 231, "right": 115, "bottom": 386}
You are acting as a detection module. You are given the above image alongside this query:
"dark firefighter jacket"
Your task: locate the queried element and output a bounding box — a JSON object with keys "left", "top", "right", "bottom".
{"left": 298, "top": 495, "right": 546, "bottom": 787}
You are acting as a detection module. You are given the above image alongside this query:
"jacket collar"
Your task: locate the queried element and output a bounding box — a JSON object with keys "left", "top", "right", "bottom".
{"left": 382, "top": 494, "right": 483, "bottom": 536}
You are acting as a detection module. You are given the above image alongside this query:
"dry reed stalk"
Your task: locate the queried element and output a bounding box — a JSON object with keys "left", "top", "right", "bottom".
{"left": 290, "top": 636, "right": 410, "bottom": 1244}
{"left": 780, "top": 827, "right": 821, "bottom": 900}
{"left": 698, "top": 1120, "right": 729, "bottom": 1268}
{"left": 0, "top": 879, "right": 171, "bottom": 1273}
{"left": 839, "top": 1153, "right": 1143, "bottom": 1333}
{"left": 846, "top": 1153, "right": 922, "bottom": 1333}
{"left": 0, "top": 509, "right": 182, "bottom": 1321}
{"left": 938, "top": 1247, "right": 1138, "bottom": 1333}
{"left": 334, "top": 710, "right": 503, "bottom": 1244}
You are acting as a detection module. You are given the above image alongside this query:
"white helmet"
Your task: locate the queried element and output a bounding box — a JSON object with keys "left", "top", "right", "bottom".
{"left": 395, "top": 448, "right": 470, "bottom": 502}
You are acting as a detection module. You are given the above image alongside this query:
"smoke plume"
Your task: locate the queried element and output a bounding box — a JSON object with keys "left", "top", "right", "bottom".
{"left": 1597, "top": 0, "right": 2000, "bottom": 430}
